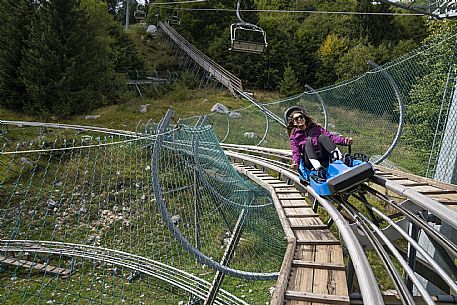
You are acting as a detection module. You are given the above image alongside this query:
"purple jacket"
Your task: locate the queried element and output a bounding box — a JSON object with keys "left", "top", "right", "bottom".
{"left": 289, "top": 124, "right": 350, "bottom": 165}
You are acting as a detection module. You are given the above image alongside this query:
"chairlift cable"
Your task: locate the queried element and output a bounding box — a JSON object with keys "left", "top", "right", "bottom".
{"left": 157, "top": 6, "right": 424, "bottom": 16}
{"left": 149, "top": 0, "right": 208, "bottom": 5}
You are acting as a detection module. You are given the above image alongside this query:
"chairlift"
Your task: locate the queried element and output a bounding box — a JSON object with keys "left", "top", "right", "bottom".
{"left": 229, "top": 0, "right": 267, "bottom": 54}
{"left": 168, "top": 10, "right": 181, "bottom": 25}
{"left": 134, "top": 4, "right": 146, "bottom": 20}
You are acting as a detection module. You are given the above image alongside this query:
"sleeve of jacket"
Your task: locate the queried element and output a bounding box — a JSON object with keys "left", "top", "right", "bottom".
{"left": 319, "top": 127, "right": 350, "bottom": 145}
{"left": 289, "top": 135, "right": 301, "bottom": 165}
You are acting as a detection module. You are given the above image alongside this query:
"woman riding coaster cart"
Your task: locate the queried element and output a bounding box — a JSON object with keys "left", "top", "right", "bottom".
{"left": 285, "top": 106, "right": 374, "bottom": 195}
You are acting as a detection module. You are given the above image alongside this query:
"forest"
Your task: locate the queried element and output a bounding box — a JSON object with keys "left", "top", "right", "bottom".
{"left": 0, "top": 0, "right": 447, "bottom": 118}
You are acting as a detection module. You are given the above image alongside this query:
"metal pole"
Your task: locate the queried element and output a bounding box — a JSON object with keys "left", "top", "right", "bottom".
{"left": 125, "top": 0, "right": 130, "bottom": 31}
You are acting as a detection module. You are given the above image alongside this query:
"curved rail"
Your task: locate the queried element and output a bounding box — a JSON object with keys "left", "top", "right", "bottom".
{"left": 0, "top": 240, "right": 246, "bottom": 305}
{"left": 367, "top": 61, "right": 404, "bottom": 165}
{"left": 0, "top": 120, "right": 139, "bottom": 137}
{"left": 223, "top": 148, "right": 384, "bottom": 304}
{"left": 151, "top": 110, "right": 279, "bottom": 280}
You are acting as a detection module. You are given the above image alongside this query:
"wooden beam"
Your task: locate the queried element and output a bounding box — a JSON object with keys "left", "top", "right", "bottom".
{"left": 290, "top": 224, "right": 328, "bottom": 230}
{"left": 285, "top": 291, "right": 349, "bottom": 304}
{"left": 292, "top": 259, "right": 346, "bottom": 271}
{"left": 296, "top": 240, "right": 340, "bottom": 245}
{"left": 0, "top": 256, "right": 74, "bottom": 277}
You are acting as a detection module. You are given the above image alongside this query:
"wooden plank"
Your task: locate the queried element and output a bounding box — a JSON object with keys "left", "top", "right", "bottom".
{"left": 0, "top": 256, "right": 73, "bottom": 277}
{"left": 251, "top": 173, "right": 269, "bottom": 177}
{"left": 292, "top": 260, "right": 346, "bottom": 271}
{"left": 407, "top": 185, "right": 448, "bottom": 193}
{"left": 286, "top": 214, "right": 319, "bottom": 219}
{"left": 287, "top": 245, "right": 314, "bottom": 305}
{"left": 312, "top": 245, "right": 348, "bottom": 304}
{"left": 290, "top": 224, "right": 328, "bottom": 230}
{"left": 285, "top": 291, "right": 349, "bottom": 304}
{"left": 289, "top": 217, "right": 324, "bottom": 227}
{"left": 275, "top": 189, "right": 302, "bottom": 194}
{"left": 294, "top": 229, "right": 336, "bottom": 242}
{"left": 261, "top": 178, "right": 285, "bottom": 183}
{"left": 278, "top": 193, "right": 306, "bottom": 200}
{"left": 281, "top": 204, "right": 309, "bottom": 208}
{"left": 376, "top": 165, "right": 457, "bottom": 192}
{"left": 419, "top": 189, "right": 457, "bottom": 195}
{"left": 296, "top": 240, "right": 341, "bottom": 246}
{"left": 271, "top": 183, "right": 294, "bottom": 188}
{"left": 393, "top": 180, "right": 429, "bottom": 187}
{"left": 427, "top": 193, "right": 457, "bottom": 205}
{"left": 281, "top": 198, "right": 308, "bottom": 205}
{"left": 284, "top": 207, "right": 318, "bottom": 218}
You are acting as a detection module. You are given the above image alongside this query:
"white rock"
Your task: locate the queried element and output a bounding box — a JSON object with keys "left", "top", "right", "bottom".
{"left": 84, "top": 115, "right": 100, "bottom": 120}
{"left": 211, "top": 103, "right": 229, "bottom": 114}
{"left": 139, "top": 105, "right": 148, "bottom": 113}
{"left": 229, "top": 111, "right": 241, "bottom": 118}
{"left": 171, "top": 215, "right": 180, "bottom": 225}
{"left": 147, "top": 25, "right": 157, "bottom": 34}
{"left": 243, "top": 132, "right": 258, "bottom": 139}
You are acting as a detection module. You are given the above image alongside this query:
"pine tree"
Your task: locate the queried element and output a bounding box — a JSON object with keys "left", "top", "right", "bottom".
{"left": 19, "top": 0, "right": 114, "bottom": 117}
{"left": 279, "top": 64, "right": 302, "bottom": 97}
{"left": 0, "top": 0, "right": 35, "bottom": 110}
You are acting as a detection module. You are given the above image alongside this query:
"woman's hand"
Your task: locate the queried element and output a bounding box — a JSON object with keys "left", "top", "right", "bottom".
{"left": 346, "top": 137, "right": 353, "bottom": 145}
{"left": 291, "top": 163, "right": 298, "bottom": 170}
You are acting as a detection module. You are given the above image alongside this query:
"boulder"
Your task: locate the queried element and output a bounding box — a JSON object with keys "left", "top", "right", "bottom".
{"left": 243, "top": 132, "right": 258, "bottom": 139}
{"left": 229, "top": 111, "right": 241, "bottom": 118}
{"left": 211, "top": 103, "right": 229, "bottom": 114}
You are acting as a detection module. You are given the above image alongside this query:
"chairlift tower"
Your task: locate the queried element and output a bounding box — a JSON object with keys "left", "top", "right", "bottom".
{"left": 377, "top": 0, "right": 457, "bottom": 18}
{"left": 124, "top": 0, "right": 136, "bottom": 31}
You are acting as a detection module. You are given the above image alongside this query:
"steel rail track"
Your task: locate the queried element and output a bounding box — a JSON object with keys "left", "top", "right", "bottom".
{"left": 0, "top": 240, "right": 247, "bottom": 305}
{"left": 224, "top": 149, "right": 384, "bottom": 305}
{"left": 222, "top": 144, "right": 457, "bottom": 304}
{"left": 0, "top": 120, "right": 141, "bottom": 137}
{"left": 223, "top": 144, "right": 457, "bottom": 304}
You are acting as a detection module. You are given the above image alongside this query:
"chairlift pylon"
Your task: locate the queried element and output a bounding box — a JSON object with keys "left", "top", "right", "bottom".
{"left": 229, "top": 0, "right": 267, "bottom": 54}
{"left": 134, "top": 4, "right": 146, "bottom": 20}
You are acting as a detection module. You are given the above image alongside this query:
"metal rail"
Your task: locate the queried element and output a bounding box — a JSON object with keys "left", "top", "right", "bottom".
{"left": 0, "top": 240, "right": 246, "bottom": 305}
{"left": 0, "top": 120, "right": 139, "bottom": 137}
{"left": 224, "top": 149, "right": 384, "bottom": 305}
{"left": 151, "top": 110, "right": 279, "bottom": 280}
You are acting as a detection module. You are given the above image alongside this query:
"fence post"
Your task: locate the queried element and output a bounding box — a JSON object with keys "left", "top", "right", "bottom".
{"left": 434, "top": 81, "right": 457, "bottom": 184}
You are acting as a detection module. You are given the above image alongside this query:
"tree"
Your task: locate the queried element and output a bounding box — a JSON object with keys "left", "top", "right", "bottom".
{"left": 354, "top": 0, "right": 395, "bottom": 45}
{"left": 279, "top": 64, "right": 301, "bottom": 96}
{"left": 403, "top": 19, "right": 457, "bottom": 150}
{"left": 0, "top": 0, "right": 36, "bottom": 110}
{"left": 335, "top": 43, "right": 376, "bottom": 80}
{"left": 19, "top": 0, "right": 115, "bottom": 117}
{"left": 316, "top": 34, "right": 348, "bottom": 86}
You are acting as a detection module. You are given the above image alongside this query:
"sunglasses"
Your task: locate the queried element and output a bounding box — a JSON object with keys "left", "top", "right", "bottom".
{"left": 293, "top": 114, "right": 304, "bottom": 122}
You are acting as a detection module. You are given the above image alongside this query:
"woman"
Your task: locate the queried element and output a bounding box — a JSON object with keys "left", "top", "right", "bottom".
{"left": 287, "top": 108, "right": 353, "bottom": 174}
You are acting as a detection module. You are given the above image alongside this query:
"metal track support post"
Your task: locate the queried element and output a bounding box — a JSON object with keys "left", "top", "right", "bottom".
{"left": 434, "top": 76, "right": 457, "bottom": 184}
{"left": 405, "top": 222, "right": 419, "bottom": 292}
{"left": 204, "top": 209, "right": 247, "bottom": 304}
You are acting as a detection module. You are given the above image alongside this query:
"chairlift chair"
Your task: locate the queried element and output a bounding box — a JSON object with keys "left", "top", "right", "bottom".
{"left": 230, "top": 22, "right": 267, "bottom": 54}
{"left": 168, "top": 10, "right": 181, "bottom": 25}
{"left": 229, "top": 0, "right": 268, "bottom": 54}
{"left": 134, "top": 4, "right": 146, "bottom": 20}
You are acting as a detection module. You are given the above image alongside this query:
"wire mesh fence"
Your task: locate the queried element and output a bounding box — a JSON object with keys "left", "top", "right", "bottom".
{"left": 202, "top": 31, "right": 457, "bottom": 184}
{"left": 0, "top": 122, "right": 284, "bottom": 304}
